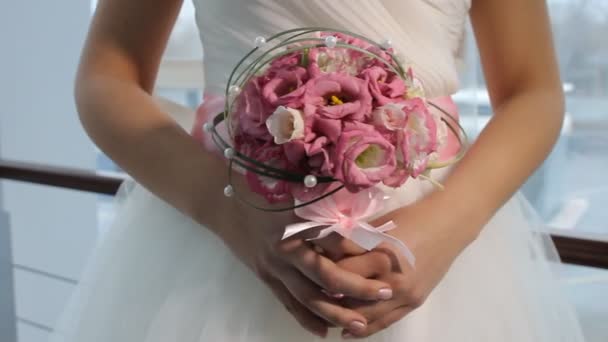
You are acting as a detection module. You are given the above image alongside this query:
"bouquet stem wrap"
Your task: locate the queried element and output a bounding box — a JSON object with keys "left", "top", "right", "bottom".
{"left": 283, "top": 187, "right": 416, "bottom": 267}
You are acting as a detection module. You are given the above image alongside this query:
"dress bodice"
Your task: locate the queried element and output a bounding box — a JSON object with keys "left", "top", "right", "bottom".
{"left": 192, "top": 0, "right": 471, "bottom": 97}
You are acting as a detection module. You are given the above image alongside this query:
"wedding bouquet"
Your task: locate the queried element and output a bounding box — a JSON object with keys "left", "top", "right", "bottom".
{"left": 204, "top": 28, "right": 466, "bottom": 264}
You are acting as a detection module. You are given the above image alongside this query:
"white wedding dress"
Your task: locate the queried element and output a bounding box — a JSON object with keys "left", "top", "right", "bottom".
{"left": 50, "top": 1, "right": 586, "bottom": 341}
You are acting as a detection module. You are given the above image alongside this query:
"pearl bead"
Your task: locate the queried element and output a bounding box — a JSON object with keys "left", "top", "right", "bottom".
{"left": 381, "top": 38, "right": 393, "bottom": 50}
{"left": 223, "top": 148, "right": 235, "bottom": 159}
{"left": 324, "top": 36, "right": 338, "bottom": 48}
{"left": 304, "top": 175, "right": 318, "bottom": 188}
{"left": 228, "top": 85, "right": 241, "bottom": 96}
{"left": 224, "top": 185, "right": 234, "bottom": 197}
{"left": 203, "top": 122, "right": 213, "bottom": 133}
{"left": 254, "top": 36, "right": 267, "bottom": 48}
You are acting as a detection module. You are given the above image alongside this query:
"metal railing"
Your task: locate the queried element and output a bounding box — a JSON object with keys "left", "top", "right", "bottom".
{"left": 0, "top": 159, "right": 607, "bottom": 269}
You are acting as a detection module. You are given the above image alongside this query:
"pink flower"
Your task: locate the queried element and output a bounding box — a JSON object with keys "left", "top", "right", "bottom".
{"left": 308, "top": 47, "right": 369, "bottom": 77}
{"left": 303, "top": 73, "right": 372, "bottom": 121}
{"left": 333, "top": 122, "right": 397, "bottom": 192}
{"left": 283, "top": 135, "right": 334, "bottom": 175}
{"left": 382, "top": 165, "right": 411, "bottom": 188}
{"left": 311, "top": 116, "right": 342, "bottom": 143}
{"left": 235, "top": 77, "right": 273, "bottom": 140}
{"left": 306, "top": 136, "right": 333, "bottom": 173}
{"left": 388, "top": 98, "right": 439, "bottom": 179}
{"left": 243, "top": 144, "right": 292, "bottom": 203}
{"left": 361, "top": 66, "right": 407, "bottom": 105}
{"left": 402, "top": 98, "right": 439, "bottom": 155}
{"left": 269, "top": 52, "right": 301, "bottom": 69}
{"left": 263, "top": 66, "right": 308, "bottom": 108}
{"left": 372, "top": 103, "right": 407, "bottom": 131}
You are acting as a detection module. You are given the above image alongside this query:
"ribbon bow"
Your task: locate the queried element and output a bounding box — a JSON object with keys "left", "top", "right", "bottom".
{"left": 283, "top": 188, "right": 416, "bottom": 267}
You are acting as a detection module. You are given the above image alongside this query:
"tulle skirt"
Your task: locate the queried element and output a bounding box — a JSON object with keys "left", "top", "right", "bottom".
{"left": 50, "top": 168, "right": 585, "bottom": 341}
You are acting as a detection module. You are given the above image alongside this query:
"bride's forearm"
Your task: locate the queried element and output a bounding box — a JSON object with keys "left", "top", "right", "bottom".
{"left": 430, "top": 88, "right": 564, "bottom": 238}
{"left": 76, "top": 74, "right": 230, "bottom": 231}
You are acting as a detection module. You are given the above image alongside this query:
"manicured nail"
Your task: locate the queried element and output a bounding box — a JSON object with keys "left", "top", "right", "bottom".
{"left": 314, "top": 330, "right": 328, "bottom": 338}
{"left": 342, "top": 331, "right": 355, "bottom": 339}
{"left": 378, "top": 288, "right": 393, "bottom": 300}
{"left": 321, "top": 289, "right": 345, "bottom": 299}
{"left": 348, "top": 320, "right": 366, "bottom": 333}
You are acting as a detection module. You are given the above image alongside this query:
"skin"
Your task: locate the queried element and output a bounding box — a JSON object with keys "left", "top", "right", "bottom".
{"left": 76, "top": 0, "right": 563, "bottom": 339}
{"left": 317, "top": 0, "right": 564, "bottom": 338}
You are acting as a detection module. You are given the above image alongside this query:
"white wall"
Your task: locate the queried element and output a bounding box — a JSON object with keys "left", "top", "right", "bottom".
{"left": 0, "top": 1, "right": 98, "bottom": 341}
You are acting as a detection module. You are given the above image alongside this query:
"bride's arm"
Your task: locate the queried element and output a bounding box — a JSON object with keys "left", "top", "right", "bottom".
{"left": 76, "top": 0, "right": 226, "bottom": 226}
{"left": 432, "top": 0, "right": 564, "bottom": 239}
{"left": 325, "top": 1, "right": 565, "bottom": 338}
{"left": 77, "top": 0, "right": 394, "bottom": 335}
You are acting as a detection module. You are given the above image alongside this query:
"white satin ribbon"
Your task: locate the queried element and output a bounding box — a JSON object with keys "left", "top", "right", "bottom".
{"left": 283, "top": 188, "right": 416, "bottom": 267}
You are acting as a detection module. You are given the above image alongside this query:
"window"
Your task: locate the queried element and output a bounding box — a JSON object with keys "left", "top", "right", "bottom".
{"left": 456, "top": 0, "right": 608, "bottom": 240}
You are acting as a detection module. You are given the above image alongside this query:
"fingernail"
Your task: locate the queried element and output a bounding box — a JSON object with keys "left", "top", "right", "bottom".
{"left": 378, "top": 288, "right": 393, "bottom": 300}
{"left": 321, "top": 289, "right": 345, "bottom": 299}
{"left": 348, "top": 320, "right": 366, "bottom": 333}
{"left": 342, "top": 331, "right": 355, "bottom": 339}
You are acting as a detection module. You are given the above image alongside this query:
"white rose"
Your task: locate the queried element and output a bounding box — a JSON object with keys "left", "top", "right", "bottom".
{"left": 265, "top": 106, "right": 305, "bottom": 145}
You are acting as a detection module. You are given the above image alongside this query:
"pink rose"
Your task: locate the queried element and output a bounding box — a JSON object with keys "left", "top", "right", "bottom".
{"left": 402, "top": 98, "right": 439, "bottom": 155}
{"left": 388, "top": 98, "right": 439, "bottom": 179}
{"left": 243, "top": 143, "right": 292, "bottom": 203}
{"left": 263, "top": 66, "right": 308, "bottom": 108}
{"left": 269, "top": 52, "right": 301, "bottom": 69}
{"left": 382, "top": 131, "right": 412, "bottom": 188}
{"left": 308, "top": 47, "right": 369, "bottom": 78}
{"left": 382, "top": 165, "right": 411, "bottom": 188}
{"left": 235, "top": 77, "right": 273, "bottom": 140}
{"left": 306, "top": 136, "right": 333, "bottom": 173}
{"left": 372, "top": 103, "right": 407, "bottom": 131}
{"left": 303, "top": 73, "right": 373, "bottom": 121}
{"left": 311, "top": 116, "right": 342, "bottom": 143}
{"left": 283, "top": 135, "right": 333, "bottom": 175}
{"left": 333, "top": 122, "right": 397, "bottom": 192}
{"left": 361, "top": 66, "right": 407, "bottom": 105}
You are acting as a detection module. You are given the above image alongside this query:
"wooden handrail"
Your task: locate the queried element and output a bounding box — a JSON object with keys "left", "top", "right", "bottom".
{"left": 0, "top": 159, "right": 124, "bottom": 195}
{"left": 553, "top": 235, "right": 608, "bottom": 269}
{"left": 1, "top": 159, "right": 607, "bottom": 269}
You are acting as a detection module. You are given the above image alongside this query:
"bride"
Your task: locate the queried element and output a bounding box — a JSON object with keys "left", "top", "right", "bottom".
{"left": 51, "top": 0, "right": 585, "bottom": 341}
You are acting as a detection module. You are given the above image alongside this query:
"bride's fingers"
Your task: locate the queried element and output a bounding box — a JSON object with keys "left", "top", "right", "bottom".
{"left": 335, "top": 251, "right": 394, "bottom": 278}
{"left": 341, "top": 292, "right": 404, "bottom": 324}
{"left": 342, "top": 306, "right": 413, "bottom": 339}
{"left": 313, "top": 233, "right": 367, "bottom": 260}
{"left": 285, "top": 243, "right": 393, "bottom": 301}
{"left": 280, "top": 268, "right": 369, "bottom": 334}
{"left": 265, "top": 276, "right": 329, "bottom": 338}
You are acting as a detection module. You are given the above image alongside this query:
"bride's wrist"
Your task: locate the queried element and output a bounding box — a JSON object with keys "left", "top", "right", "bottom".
{"left": 391, "top": 194, "right": 481, "bottom": 251}
{"left": 424, "top": 191, "right": 485, "bottom": 244}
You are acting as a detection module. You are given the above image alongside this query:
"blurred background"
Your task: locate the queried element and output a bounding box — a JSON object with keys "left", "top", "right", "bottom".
{"left": 0, "top": 1, "right": 606, "bottom": 341}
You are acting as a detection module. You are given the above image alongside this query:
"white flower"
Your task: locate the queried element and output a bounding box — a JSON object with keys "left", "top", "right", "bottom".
{"left": 265, "top": 106, "right": 305, "bottom": 145}
{"left": 435, "top": 113, "right": 449, "bottom": 149}
{"left": 372, "top": 103, "right": 407, "bottom": 131}
{"left": 406, "top": 78, "right": 426, "bottom": 99}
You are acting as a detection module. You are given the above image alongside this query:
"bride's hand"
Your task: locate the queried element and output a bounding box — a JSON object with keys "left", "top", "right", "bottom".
{"left": 215, "top": 196, "right": 394, "bottom": 338}
{"left": 315, "top": 196, "right": 479, "bottom": 339}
